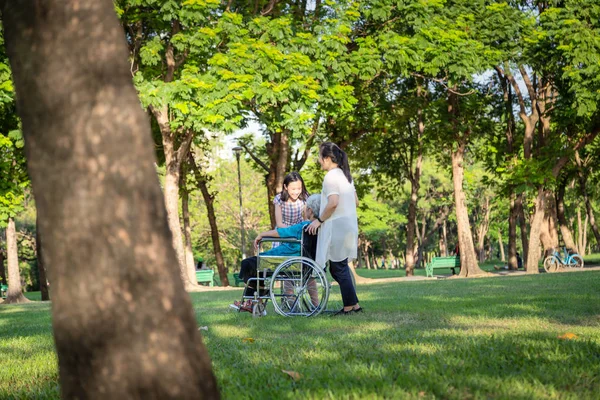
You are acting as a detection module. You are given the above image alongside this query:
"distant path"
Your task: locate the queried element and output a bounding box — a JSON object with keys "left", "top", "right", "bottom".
{"left": 187, "top": 265, "right": 600, "bottom": 291}
{"left": 355, "top": 265, "right": 600, "bottom": 285}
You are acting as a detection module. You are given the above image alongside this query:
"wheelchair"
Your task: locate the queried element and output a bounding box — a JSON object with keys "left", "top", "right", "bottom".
{"left": 236, "top": 230, "right": 340, "bottom": 317}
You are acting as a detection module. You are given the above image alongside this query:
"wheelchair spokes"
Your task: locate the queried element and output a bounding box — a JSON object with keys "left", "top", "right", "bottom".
{"left": 270, "top": 257, "right": 329, "bottom": 317}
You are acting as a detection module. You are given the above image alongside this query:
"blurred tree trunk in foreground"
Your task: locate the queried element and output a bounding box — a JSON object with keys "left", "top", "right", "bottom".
{"left": 0, "top": 0, "right": 219, "bottom": 398}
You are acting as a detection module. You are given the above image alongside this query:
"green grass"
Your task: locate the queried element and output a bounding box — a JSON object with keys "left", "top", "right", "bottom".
{"left": 2, "top": 271, "right": 600, "bottom": 399}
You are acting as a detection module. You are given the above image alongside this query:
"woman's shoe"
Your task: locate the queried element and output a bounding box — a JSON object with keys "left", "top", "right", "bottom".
{"left": 352, "top": 307, "right": 364, "bottom": 313}
{"left": 331, "top": 308, "right": 352, "bottom": 316}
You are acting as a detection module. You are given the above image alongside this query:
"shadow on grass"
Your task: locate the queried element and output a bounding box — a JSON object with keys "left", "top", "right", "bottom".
{"left": 2, "top": 270, "right": 599, "bottom": 399}
{"left": 193, "top": 271, "right": 600, "bottom": 399}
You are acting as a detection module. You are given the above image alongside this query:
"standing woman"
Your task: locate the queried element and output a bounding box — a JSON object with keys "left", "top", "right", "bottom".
{"left": 307, "top": 142, "right": 362, "bottom": 315}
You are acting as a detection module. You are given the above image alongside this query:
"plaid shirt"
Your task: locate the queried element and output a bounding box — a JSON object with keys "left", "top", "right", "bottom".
{"left": 273, "top": 193, "right": 305, "bottom": 227}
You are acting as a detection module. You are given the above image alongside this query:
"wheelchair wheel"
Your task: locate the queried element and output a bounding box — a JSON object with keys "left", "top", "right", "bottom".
{"left": 270, "top": 257, "right": 329, "bottom": 317}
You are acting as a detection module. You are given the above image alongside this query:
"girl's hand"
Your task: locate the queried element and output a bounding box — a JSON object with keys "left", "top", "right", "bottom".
{"left": 254, "top": 235, "right": 262, "bottom": 249}
{"left": 307, "top": 219, "right": 321, "bottom": 235}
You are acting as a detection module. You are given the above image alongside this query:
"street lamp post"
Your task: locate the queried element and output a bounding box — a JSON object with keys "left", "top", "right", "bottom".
{"left": 232, "top": 146, "right": 246, "bottom": 259}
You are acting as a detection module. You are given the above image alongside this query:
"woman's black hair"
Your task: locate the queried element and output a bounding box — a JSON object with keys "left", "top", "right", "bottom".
{"left": 320, "top": 142, "right": 353, "bottom": 183}
{"left": 280, "top": 171, "right": 310, "bottom": 202}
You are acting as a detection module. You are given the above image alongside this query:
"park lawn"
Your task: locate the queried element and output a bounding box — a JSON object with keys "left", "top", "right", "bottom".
{"left": 1, "top": 271, "right": 599, "bottom": 399}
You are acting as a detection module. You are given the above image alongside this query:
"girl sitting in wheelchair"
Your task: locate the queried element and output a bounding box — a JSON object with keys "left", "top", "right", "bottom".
{"left": 230, "top": 194, "right": 321, "bottom": 313}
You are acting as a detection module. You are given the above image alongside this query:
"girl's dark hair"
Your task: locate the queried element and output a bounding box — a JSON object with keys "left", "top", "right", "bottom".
{"left": 320, "top": 142, "right": 353, "bottom": 183}
{"left": 280, "top": 171, "right": 310, "bottom": 202}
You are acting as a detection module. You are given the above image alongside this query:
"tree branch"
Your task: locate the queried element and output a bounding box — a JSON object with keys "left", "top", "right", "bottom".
{"left": 411, "top": 73, "right": 475, "bottom": 96}
{"left": 240, "top": 142, "right": 269, "bottom": 172}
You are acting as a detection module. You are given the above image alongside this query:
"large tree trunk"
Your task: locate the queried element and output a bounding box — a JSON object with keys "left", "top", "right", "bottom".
{"left": 363, "top": 241, "right": 372, "bottom": 269}
{"left": 575, "top": 151, "right": 600, "bottom": 247}
{"left": 555, "top": 180, "right": 577, "bottom": 250}
{"left": 404, "top": 94, "right": 424, "bottom": 276}
{"left": 526, "top": 188, "right": 546, "bottom": 273}
{"left": 0, "top": 248, "right": 6, "bottom": 285}
{"left": 181, "top": 174, "right": 197, "bottom": 277}
{"left": 36, "top": 216, "right": 50, "bottom": 301}
{"left": 151, "top": 107, "right": 196, "bottom": 290}
{"left": 404, "top": 178, "right": 420, "bottom": 276}
{"left": 4, "top": 218, "right": 30, "bottom": 304}
{"left": 498, "top": 230, "right": 506, "bottom": 263}
{"left": 189, "top": 155, "right": 229, "bottom": 287}
{"left": 452, "top": 144, "right": 484, "bottom": 277}
{"left": 441, "top": 220, "right": 448, "bottom": 256}
{"left": 545, "top": 194, "right": 560, "bottom": 250}
{"left": 577, "top": 208, "right": 584, "bottom": 255}
{"left": 356, "top": 244, "right": 363, "bottom": 269}
{"left": 440, "top": 220, "right": 448, "bottom": 257}
{"left": 507, "top": 191, "right": 518, "bottom": 269}
{"left": 475, "top": 197, "right": 491, "bottom": 263}
{"left": 1, "top": 1, "right": 219, "bottom": 397}
{"left": 516, "top": 193, "right": 529, "bottom": 266}
{"left": 583, "top": 214, "right": 588, "bottom": 255}
{"left": 265, "top": 130, "right": 290, "bottom": 226}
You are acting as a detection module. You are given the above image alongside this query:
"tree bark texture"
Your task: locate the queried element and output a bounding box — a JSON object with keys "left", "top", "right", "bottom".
{"left": 1, "top": 1, "right": 219, "bottom": 397}
{"left": 525, "top": 188, "right": 546, "bottom": 273}
{"left": 190, "top": 155, "right": 230, "bottom": 287}
{"left": 583, "top": 215, "right": 588, "bottom": 254}
{"left": 181, "top": 175, "right": 197, "bottom": 277}
{"left": 404, "top": 176, "right": 420, "bottom": 276}
{"left": 4, "top": 218, "right": 30, "bottom": 304}
{"left": 498, "top": 230, "right": 506, "bottom": 263}
{"left": 516, "top": 193, "right": 529, "bottom": 265}
{"left": 442, "top": 220, "right": 448, "bottom": 256}
{"left": 507, "top": 191, "right": 518, "bottom": 269}
{"left": 555, "top": 181, "right": 577, "bottom": 250}
{"left": 265, "top": 130, "right": 290, "bottom": 227}
{"left": 36, "top": 216, "right": 50, "bottom": 300}
{"left": 544, "top": 194, "right": 560, "bottom": 250}
{"left": 0, "top": 249, "right": 6, "bottom": 285}
{"left": 151, "top": 106, "right": 196, "bottom": 290}
{"left": 451, "top": 145, "right": 484, "bottom": 277}
{"left": 475, "top": 197, "right": 491, "bottom": 263}
{"left": 575, "top": 152, "right": 600, "bottom": 247}
{"left": 404, "top": 97, "right": 424, "bottom": 276}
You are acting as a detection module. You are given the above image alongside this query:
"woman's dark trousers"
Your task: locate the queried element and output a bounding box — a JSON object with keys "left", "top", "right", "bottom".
{"left": 329, "top": 258, "right": 359, "bottom": 307}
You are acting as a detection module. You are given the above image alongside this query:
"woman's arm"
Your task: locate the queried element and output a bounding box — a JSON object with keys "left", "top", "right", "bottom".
{"left": 355, "top": 191, "right": 359, "bottom": 207}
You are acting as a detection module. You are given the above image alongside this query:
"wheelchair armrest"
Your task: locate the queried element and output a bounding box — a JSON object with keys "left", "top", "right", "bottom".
{"left": 258, "top": 237, "right": 300, "bottom": 244}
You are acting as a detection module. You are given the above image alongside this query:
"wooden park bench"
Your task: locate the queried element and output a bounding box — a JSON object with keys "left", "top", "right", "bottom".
{"left": 196, "top": 270, "right": 215, "bottom": 287}
{"left": 233, "top": 273, "right": 243, "bottom": 287}
{"left": 425, "top": 256, "right": 461, "bottom": 277}
{"left": 1, "top": 284, "right": 7, "bottom": 299}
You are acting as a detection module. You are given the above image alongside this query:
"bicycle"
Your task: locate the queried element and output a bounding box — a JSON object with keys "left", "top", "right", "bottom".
{"left": 543, "top": 247, "right": 584, "bottom": 273}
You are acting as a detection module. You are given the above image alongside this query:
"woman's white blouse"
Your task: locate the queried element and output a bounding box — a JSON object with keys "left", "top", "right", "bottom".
{"left": 316, "top": 168, "right": 358, "bottom": 267}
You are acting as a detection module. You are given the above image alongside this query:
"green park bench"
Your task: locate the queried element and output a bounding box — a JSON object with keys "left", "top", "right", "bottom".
{"left": 426, "top": 256, "right": 461, "bottom": 277}
{"left": 233, "top": 273, "right": 243, "bottom": 287}
{"left": 1, "top": 284, "right": 7, "bottom": 299}
{"left": 196, "top": 270, "right": 215, "bottom": 287}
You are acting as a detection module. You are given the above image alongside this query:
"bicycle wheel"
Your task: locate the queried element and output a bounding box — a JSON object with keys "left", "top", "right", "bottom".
{"left": 568, "top": 254, "right": 584, "bottom": 268}
{"left": 270, "top": 257, "right": 329, "bottom": 317}
{"left": 543, "top": 256, "right": 561, "bottom": 273}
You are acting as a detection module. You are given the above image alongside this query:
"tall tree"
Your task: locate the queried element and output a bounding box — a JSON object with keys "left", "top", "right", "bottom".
{"left": 118, "top": 0, "right": 225, "bottom": 289}
{"left": 188, "top": 150, "right": 229, "bottom": 287}
{"left": 198, "top": 3, "right": 359, "bottom": 224}
{"left": 0, "top": 0, "right": 219, "bottom": 397}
